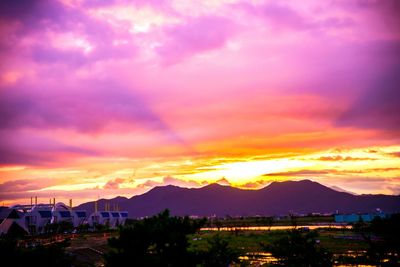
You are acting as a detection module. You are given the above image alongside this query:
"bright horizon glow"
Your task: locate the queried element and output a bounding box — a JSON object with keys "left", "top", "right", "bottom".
{"left": 0, "top": 0, "right": 399, "bottom": 206}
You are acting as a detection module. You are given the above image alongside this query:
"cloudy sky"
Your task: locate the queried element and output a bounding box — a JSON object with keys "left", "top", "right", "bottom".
{"left": 1, "top": 0, "right": 399, "bottom": 206}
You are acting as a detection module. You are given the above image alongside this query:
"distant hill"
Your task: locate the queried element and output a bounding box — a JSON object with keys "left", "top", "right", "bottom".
{"left": 76, "top": 180, "right": 400, "bottom": 218}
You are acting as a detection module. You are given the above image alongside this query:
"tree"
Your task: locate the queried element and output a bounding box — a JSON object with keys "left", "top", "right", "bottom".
{"left": 0, "top": 238, "right": 73, "bottom": 267}
{"left": 264, "top": 229, "right": 333, "bottom": 267}
{"left": 44, "top": 221, "right": 73, "bottom": 234}
{"left": 105, "top": 209, "right": 205, "bottom": 267}
{"left": 265, "top": 216, "right": 274, "bottom": 231}
{"left": 197, "top": 234, "right": 241, "bottom": 267}
{"left": 355, "top": 214, "right": 400, "bottom": 266}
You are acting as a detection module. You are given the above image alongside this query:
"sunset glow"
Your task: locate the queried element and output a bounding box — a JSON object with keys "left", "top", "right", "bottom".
{"left": 1, "top": 0, "right": 399, "bottom": 206}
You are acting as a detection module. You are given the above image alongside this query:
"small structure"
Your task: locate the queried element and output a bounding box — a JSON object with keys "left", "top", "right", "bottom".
{"left": 335, "top": 212, "right": 387, "bottom": 223}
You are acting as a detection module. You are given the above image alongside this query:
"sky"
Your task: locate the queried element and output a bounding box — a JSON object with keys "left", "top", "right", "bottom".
{"left": 0, "top": 0, "right": 400, "bottom": 206}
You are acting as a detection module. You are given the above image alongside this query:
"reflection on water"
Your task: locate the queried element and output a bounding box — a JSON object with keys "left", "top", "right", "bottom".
{"left": 239, "top": 252, "right": 277, "bottom": 265}
{"left": 201, "top": 224, "right": 351, "bottom": 231}
{"left": 239, "top": 251, "right": 375, "bottom": 267}
{"left": 200, "top": 225, "right": 381, "bottom": 266}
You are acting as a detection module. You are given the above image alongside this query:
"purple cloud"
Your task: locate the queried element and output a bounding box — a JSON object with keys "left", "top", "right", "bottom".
{"left": 0, "top": 78, "right": 186, "bottom": 165}
{"left": 0, "top": 0, "right": 64, "bottom": 26}
{"left": 0, "top": 130, "right": 98, "bottom": 166}
{"left": 83, "top": 0, "right": 170, "bottom": 8}
{"left": 260, "top": 2, "right": 309, "bottom": 30}
{"left": 337, "top": 64, "right": 400, "bottom": 132}
{"left": 0, "top": 80, "right": 178, "bottom": 134}
{"left": 157, "top": 16, "right": 235, "bottom": 64}
{"left": 0, "top": 178, "right": 55, "bottom": 193}
{"left": 0, "top": 0, "right": 136, "bottom": 67}
{"left": 237, "top": 2, "right": 353, "bottom": 31}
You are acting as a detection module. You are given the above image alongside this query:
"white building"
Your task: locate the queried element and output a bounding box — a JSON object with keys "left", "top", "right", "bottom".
{"left": 88, "top": 211, "right": 128, "bottom": 228}
{"left": 119, "top": 212, "right": 128, "bottom": 225}
{"left": 88, "top": 211, "right": 111, "bottom": 227}
{"left": 0, "top": 208, "right": 28, "bottom": 236}
{"left": 51, "top": 202, "right": 73, "bottom": 224}
{"left": 25, "top": 204, "right": 53, "bottom": 234}
{"left": 1, "top": 199, "right": 127, "bottom": 235}
{"left": 72, "top": 210, "right": 87, "bottom": 227}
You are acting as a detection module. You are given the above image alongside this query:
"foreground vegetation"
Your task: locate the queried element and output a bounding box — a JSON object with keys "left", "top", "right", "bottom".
{"left": 1, "top": 212, "right": 399, "bottom": 266}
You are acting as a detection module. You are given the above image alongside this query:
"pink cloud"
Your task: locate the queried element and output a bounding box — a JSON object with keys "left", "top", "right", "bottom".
{"left": 103, "top": 178, "right": 125, "bottom": 189}
{"left": 156, "top": 16, "right": 235, "bottom": 64}
{"left": 216, "top": 177, "right": 231, "bottom": 186}
{"left": 138, "top": 176, "right": 206, "bottom": 189}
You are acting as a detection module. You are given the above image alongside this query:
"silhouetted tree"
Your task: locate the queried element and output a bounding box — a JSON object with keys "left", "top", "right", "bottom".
{"left": 76, "top": 223, "right": 89, "bottom": 233}
{"left": 264, "top": 229, "right": 333, "bottom": 267}
{"left": 355, "top": 214, "right": 400, "bottom": 266}
{"left": 265, "top": 216, "right": 274, "bottom": 231}
{"left": 44, "top": 221, "right": 73, "bottom": 234}
{"left": 214, "top": 218, "right": 223, "bottom": 231}
{"left": 105, "top": 209, "right": 205, "bottom": 267}
{"left": 0, "top": 238, "right": 72, "bottom": 267}
{"left": 289, "top": 214, "right": 297, "bottom": 229}
{"left": 197, "top": 234, "right": 241, "bottom": 267}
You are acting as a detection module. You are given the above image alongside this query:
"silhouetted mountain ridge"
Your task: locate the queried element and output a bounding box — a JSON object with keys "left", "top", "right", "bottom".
{"left": 76, "top": 180, "right": 400, "bottom": 218}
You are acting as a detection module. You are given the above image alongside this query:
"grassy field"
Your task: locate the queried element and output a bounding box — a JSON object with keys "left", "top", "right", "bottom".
{"left": 189, "top": 228, "right": 368, "bottom": 254}
{"left": 65, "top": 227, "right": 369, "bottom": 266}
{"left": 205, "top": 215, "right": 335, "bottom": 228}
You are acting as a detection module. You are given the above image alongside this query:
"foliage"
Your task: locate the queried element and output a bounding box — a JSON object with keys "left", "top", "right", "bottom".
{"left": 354, "top": 213, "right": 400, "bottom": 266}
{"left": 44, "top": 221, "right": 74, "bottom": 234}
{"left": 76, "top": 223, "right": 90, "bottom": 233}
{"left": 196, "top": 234, "right": 241, "bottom": 267}
{"left": 0, "top": 238, "right": 73, "bottom": 267}
{"left": 105, "top": 209, "right": 205, "bottom": 267}
{"left": 264, "top": 229, "right": 333, "bottom": 267}
{"left": 94, "top": 222, "right": 109, "bottom": 232}
{"left": 265, "top": 216, "right": 274, "bottom": 231}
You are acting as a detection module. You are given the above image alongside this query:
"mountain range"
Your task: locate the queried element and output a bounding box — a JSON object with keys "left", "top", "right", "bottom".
{"left": 76, "top": 180, "right": 400, "bottom": 218}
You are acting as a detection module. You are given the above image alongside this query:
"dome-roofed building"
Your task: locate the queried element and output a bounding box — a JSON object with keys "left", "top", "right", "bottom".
{"left": 72, "top": 210, "right": 87, "bottom": 227}
{"left": 0, "top": 208, "right": 28, "bottom": 237}
{"left": 87, "top": 202, "right": 128, "bottom": 229}
{"left": 51, "top": 202, "right": 73, "bottom": 225}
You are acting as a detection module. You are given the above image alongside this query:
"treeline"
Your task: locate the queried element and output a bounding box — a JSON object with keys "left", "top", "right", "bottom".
{"left": 105, "top": 209, "right": 240, "bottom": 266}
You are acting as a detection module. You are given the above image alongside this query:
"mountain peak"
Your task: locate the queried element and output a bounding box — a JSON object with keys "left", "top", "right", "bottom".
{"left": 76, "top": 180, "right": 400, "bottom": 218}
{"left": 149, "top": 184, "right": 184, "bottom": 192}
{"left": 267, "top": 179, "right": 317, "bottom": 187}
{"left": 203, "top": 183, "right": 227, "bottom": 189}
